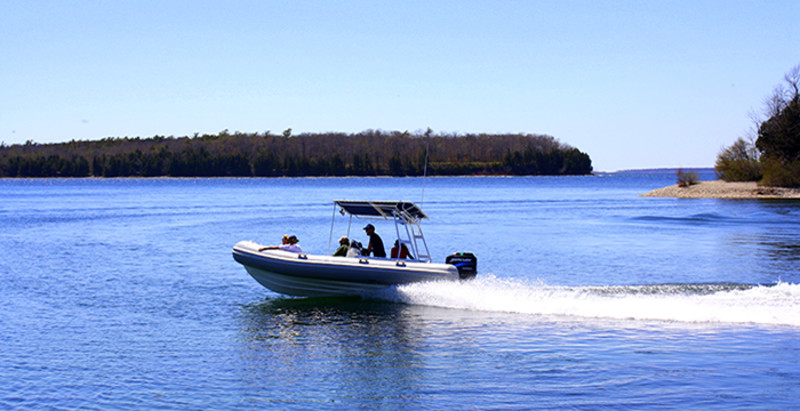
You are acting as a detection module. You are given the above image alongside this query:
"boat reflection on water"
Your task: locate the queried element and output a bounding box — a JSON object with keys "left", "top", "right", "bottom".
{"left": 236, "top": 297, "right": 434, "bottom": 404}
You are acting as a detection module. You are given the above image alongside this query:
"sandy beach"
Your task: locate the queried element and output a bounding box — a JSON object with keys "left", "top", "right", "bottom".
{"left": 641, "top": 180, "right": 800, "bottom": 199}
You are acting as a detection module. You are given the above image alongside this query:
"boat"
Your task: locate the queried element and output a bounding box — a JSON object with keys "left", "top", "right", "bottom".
{"left": 232, "top": 200, "right": 477, "bottom": 297}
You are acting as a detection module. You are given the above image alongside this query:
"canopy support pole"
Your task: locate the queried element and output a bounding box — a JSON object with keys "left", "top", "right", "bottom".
{"left": 328, "top": 202, "right": 337, "bottom": 255}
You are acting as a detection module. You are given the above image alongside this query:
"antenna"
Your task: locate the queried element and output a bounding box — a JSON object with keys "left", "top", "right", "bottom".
{"left": 421, "top": 142, "right": 429, "bottom": 205}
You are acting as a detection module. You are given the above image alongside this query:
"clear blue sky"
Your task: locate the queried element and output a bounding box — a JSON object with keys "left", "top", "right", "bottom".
{"left": 2, "top": 0, "right": 798, "bottom": 171}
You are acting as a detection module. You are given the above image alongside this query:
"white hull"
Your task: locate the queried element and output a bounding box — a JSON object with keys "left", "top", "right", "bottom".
{"left": 232, "top": 241, "right": 460, "bottom": 297}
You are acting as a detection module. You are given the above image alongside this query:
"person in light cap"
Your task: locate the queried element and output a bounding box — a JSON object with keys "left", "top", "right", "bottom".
{"left": 363, "top": 223, "right": 385, "bottom": 257}
{"left": 333, "top": 236, "right": 349, "bottom": 257}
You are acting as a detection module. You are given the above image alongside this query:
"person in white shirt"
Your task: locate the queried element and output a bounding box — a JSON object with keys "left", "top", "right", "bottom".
{"left": 259, "top": 234, "right": 303, "bottom": 253}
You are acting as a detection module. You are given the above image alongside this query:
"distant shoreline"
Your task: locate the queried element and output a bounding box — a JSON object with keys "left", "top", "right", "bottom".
{"left": 641, "top": 180, "right": 800, "bottom": 199}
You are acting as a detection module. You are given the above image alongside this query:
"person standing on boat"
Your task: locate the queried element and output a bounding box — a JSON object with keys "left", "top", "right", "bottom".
{"left": 333, "top": 236, "right": 349, "bottom": 257}
{"left": 363, "top": 224, "right": 386, "bottom": 257}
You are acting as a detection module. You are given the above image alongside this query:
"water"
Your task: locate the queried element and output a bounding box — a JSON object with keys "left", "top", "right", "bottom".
{"left": 2, "top": 172, "right": 800, "bottom": 409}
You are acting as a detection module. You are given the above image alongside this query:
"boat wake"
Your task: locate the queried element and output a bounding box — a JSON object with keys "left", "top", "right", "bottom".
{"left": 370, "top": 275, "right": 800, "bottom": 327}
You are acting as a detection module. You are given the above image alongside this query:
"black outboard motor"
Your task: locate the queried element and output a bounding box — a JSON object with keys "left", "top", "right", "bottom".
{"left": 446, "top": 252, "right": 477, "bottom": 280}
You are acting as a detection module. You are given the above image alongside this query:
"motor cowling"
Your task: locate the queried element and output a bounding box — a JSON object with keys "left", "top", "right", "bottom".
{"left": 446, "top": 252, "right": 477, "bottom": 280}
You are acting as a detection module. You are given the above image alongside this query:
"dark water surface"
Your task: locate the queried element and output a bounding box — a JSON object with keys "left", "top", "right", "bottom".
{"left": 2, "top": 172, "right": 799, "bottom": 409}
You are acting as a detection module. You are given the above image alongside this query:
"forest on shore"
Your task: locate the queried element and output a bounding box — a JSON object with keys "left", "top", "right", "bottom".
{"left": 0, "top": 129, "right": 593, "bottom": 178}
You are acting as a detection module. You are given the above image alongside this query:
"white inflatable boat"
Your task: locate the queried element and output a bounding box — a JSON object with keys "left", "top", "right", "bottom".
{"left": 232, "top": 200, "right": 477, "bottom": 297}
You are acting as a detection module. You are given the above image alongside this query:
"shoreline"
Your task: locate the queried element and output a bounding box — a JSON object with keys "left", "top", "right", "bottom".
{"left": 641, "top": 180, "right": 800, "bottom": 199}
{"left": 0, "top": 174, "right": 595, "bottom": 180}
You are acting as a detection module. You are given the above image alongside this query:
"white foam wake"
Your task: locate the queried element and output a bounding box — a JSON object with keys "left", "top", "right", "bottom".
{"left": 378, "top": 275, "right": 800, "bottom": 327}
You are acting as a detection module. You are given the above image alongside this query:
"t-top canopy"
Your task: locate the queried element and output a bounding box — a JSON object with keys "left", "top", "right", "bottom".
{"left": 334, "top": 200, "right": 428, "bottom": 223}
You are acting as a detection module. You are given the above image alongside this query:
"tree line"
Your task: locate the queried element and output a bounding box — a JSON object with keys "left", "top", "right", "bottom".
{"left": 716, "top": 64, "right": 800, "bottom": 187}
{"left": 0, "top": 129, "right": 593, "bottom": 178}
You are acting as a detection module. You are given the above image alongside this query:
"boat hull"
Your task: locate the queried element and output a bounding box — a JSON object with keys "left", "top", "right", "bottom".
{"left": 232, "top": 241, "right": 460, "bottom": 297}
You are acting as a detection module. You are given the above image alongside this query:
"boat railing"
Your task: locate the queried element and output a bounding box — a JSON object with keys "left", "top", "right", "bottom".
{"left": 392, "top": 210, "right": 430, "bottom": 262}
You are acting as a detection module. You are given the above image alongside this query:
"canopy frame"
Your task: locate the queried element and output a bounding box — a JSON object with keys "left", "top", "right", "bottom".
{"left": 328, "top": 200, "right": 432, "bottom": 262}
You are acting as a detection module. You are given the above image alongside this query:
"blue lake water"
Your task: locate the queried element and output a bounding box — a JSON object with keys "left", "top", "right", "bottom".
{"left": 2, "top": 172, "right": 800, "bottom": 409}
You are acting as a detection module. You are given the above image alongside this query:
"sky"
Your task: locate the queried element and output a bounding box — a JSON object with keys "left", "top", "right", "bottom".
{"left": 1, "top": 1, "right": 798, "bottom": 171}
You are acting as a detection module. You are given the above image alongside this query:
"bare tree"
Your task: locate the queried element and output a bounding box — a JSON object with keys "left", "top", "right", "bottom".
{"left": 785, "top": 64, "right": 800, "bottom": 98}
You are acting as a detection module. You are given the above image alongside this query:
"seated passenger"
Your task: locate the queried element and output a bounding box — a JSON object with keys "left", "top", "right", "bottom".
{"left": 259, "top": 234, "right": 303, "bottom": 253}
{"left": 346, "top": 240, "right": 362, "bottom": 257}
{"left": 333, "top": 236, "right": 349, "bottom": 257}
{"left": 390, "top": 240, "right": 414, "bottom": 259}
{"left": 258, "top": 234, "right": 288, "bottom": 251}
